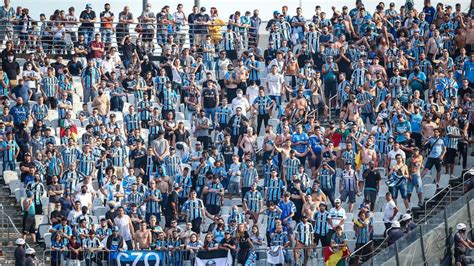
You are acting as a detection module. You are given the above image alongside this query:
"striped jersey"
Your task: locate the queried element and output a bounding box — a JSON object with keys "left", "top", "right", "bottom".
{"left": 266, "top": 177, "right": 284, "bottom": 202}
{"left": 182, "top": 199, "right": 204, "bottom": 220}
{"left": 283, "top": 157, "right": 300, "bottom": 182}
{"left": 313, "top": 211, "right": 330, "bottom": 236}
{"left": 163, "top": 155, "right": 182, "bottom": 177}
{"left": 244, "top": 190, "right": 264, "bottom": 212}
{"left": 341, "top": 169, "right": 357, "bottom": 191}
{"left": 81, "top": 67, "right": 101, "bottom": 89}
{"left": 1, "top": 140, "right": 19, "bottom": 162}
{"left": 145, "top": 189, "right": 162, "bottom": 214}
{"left": 318, "top": 168, "right": 333, "bottom": 190}
{"left": 40, "top": 76, "right": 59, "bottom": 97}
{"left": 265, "top": 208, "right": 282, "bottom": 232}
{"left": 295, "top": 222, "right": 314, "bottom": 246}
{"left": 205, "top": 182, "right": 224, "bottom": 206}
{"left": 241, "top": 166, "right": 258, "bottom": 188}
{"left": 31, "top": 103, "right": 48, "bottom": 121}
{"left": 445, "top": 125, "right": 460, "bottom": 149}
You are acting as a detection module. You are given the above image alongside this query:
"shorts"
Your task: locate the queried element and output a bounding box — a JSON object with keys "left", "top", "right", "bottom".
{"left": 364, "top": 189, "right": 377, "bottom": 205}
{"left": 228, "top": 181, "right": 240, "bottom": 194}
{"left": 23, "top": 215, "right": 36, "bottom": 234}
{"left": 340, "top": 190, "right": 356, "bottom": 203}
{"left": 389, "top": 179, "right": 407, "bottom": 199}
{"left": 444, "top": 148, "right": 457, "bottom": 164}
{"left": 314, "top": 233, "right": 330, "bottom": 247}
{"left": 100, "top": 28, "right": 113, "bottom": 43}
{"left": 308, "top": 153, "right": 321, "bottom": 169}
{"left": 407, "top": 174, "right": 423, "bottom": 194}
{"left": 424, "top": 158, "right": 442, "bottom": 172}
{"left": 206, "top": 205, "right": 221, "bottom": 216}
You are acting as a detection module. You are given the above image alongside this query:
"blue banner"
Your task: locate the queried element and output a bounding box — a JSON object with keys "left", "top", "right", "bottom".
{"left": 116, "top": 251, "right": 161, "bottom": 266}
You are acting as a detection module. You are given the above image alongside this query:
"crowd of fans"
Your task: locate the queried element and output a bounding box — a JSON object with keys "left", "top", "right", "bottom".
{"left": 0, "top": 0, "right": 473, "bottom": 265}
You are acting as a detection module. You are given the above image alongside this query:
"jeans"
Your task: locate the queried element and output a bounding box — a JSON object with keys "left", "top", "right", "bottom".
{"left": 361, "top": 112, "right": 375, "bottom": 125}
{"left": 111, "top": 96, "right": 124, "bottom": 112}
{"left": 256, "top": 113, "right": 269, "bottom": 135}
{"left": 204, "top": 108, "right": 216, "bottom": 124}
{"left": 269, "top": 95, "right": 281, "bottom": 106}
{"left": 80, "top": 28, "right": 94, "bottom": 44}
{"left": 3, "top": 161, "right": 15, "bottom": 171}
{"left": 100, "top": 28, "right": 113, "bottom": 45}
{"left": 83, "top": 87, "right": 97, "bottom": 103}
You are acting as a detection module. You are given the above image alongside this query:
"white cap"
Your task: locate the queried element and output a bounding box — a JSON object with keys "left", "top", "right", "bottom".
{"left": 15, "top": 238, "right": 25, "bottom": 245}
{"left": 391, "top": 221, "right": 401, "bottom": 228}
{"left": 456, "top": 223, "right": 467, "bottom": 231}
{"left": 401, "top": 213, "right": 412, "bottom": 221}
{"left": 25, "top": 248, "right": 36, "bottom": 255}
{"left": 334, "top": 198, "right": 341, "bottom": 204}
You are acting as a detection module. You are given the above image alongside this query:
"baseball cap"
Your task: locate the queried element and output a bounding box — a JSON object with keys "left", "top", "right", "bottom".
{"left": 334, "top": 198, "right": 341, "bottom": 204}
{"left": 112, "top": 226, "right": 119, "bottom": 232}
{"left": 15, "top": 238, "right": 25, "bottom": 245}
{"left": 86, "top": 4, "right": 92, "bottom": 9}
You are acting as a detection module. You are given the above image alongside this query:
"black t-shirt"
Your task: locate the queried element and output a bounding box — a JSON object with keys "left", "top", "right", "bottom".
{"left": 51, "top": 62, "right": 66, "bottom": 77}
{"left": 363, "top": 169, "right": 381, "bottom": 190}
{"left": 167, "top": 190, "right": 179, "bottom": 211}
{"left": 121, "top": 43, "right": 136, "bottom": 61}
{"left": 459, "top": 86, "right": 472, "bottom": 99}
{"left": 80, "top": 10, "right": 96, "bottom": 28}
{"left": 67, "top": 61, "right": 83, "bottom": 76}
{"left": 202, "top": 87, "right": 217, "bottom": 108}
{"left": 194, "top": 13, "right": 210, "bottom": 33}
{"left": 74, "top": 41, "right": 88, "bottom": 57}
{"left": 2, "top": 61, "right": 20, "bottom": 79}
{"left": 401, "top": 138, "right": 416, "bottom": 159}
{"left": 105, "top": 210, "right": 118, "bottom": 224}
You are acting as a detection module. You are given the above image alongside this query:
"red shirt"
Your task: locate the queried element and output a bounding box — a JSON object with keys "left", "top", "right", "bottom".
{"left": 89, "top": 41, "right": 104, "bottom": 59}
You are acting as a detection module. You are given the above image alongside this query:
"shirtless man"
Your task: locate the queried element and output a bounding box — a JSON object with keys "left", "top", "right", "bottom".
{"left": 275, "top": 140, "right": 292, "bottom": 165}
{"left": 275, "top": 125, "right": 292, "bottom": 147}
{"left": 408, "top": 148, "right": 424, "bottom": 208}
{"left": 345, "top": 94, "right": 360, "bottom": 123}
{"left": 425, "top": 30, "right": 450, "bottom": 61}
{"left": 134, "top": 221, "right": 152, "bottom": 250}
{"left": 292, "top": 89, "right": 309, "bottom": 117}
{"left": 389, "top": 154, "right": 410, "bottom": 209}
{"left": 421, "top": 116, "right": 437, "bottom": 142}
{"left": 466, "top": 20, "right": 474, "bottom": 54}
{"left": 235, "top": 60, "right": 249, "bottom": 91}
{"left": 454, "top": 28, "right": 467, "bottom": 56}
{"left": 356, "top": 139, "right": 377, "bottom": 195}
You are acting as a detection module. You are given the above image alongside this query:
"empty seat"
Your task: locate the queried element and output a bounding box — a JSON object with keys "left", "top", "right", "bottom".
{"left": 372, "top": 222, "right": 386, "bottom": 237}
{"left": 423, "top": 184, "right": 437, "bottom": 200}
{"left": 175, "top": 112, "right": 185, "bottom": 120}
{"left": 94, "top": 206, "right": 108, "bottom": 217}
{"left": 3, "top": 170, "right": 19, "bottom": 184}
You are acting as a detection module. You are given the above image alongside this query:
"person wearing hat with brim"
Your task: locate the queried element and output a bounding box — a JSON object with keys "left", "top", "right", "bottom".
{"left": 454, "top": 223, "right": 474, "bottom": 265}
{"left": 24, "top": 247, "right": 37, "bottom": 265}
{"left": 328, "top": 198, "right": 346, "bottom": 239}
{"left": 313, "top": 201, "right": 331, "bottom": 251}
{"left": 387, "top": 221, "right": 404, "bottom": 246}
{"left": 14, "top": 238, "right": 26, "bottom": 266}
{"left": 399, "top": 213, "right": 416, "bottom": 233}
{"left": 79, "top": 4, "right": 97, "bottom": 45}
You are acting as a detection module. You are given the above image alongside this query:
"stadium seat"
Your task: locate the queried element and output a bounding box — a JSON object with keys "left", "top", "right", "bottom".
{"left": 256, "top": 136, "right": 265, "bottom": 150}
{"left": 3, "top": 171, "right": 19, "bottom": 185}
{"left": 268, "top": 118, "right": 280, "bottom": 130}
{"left": 38, "top": 224, "right": 51, "bottom": 239}
{"left": 8, "top": 179, "right": 22, "bottom": 196}
{"left": 347, "top": 240, "right": 357, "bottom": 252}
{"left": 344, "top": 222, "right": 354, "bottom": 230}
{"left": 453, "top": 165, "right": 462, "bottom": 177}
{"left": 345, "top": 230, "right": 356, "bottom": 240}
{"left": 221, "top": 206, "right": 231, "bottom": 215}
{"left": 345, "top": 213, "right": 354, "bottom": 222}
{"left": 373, "top": 212, "right": 384, "bottom": 222}
{"left": 175, "top": 112, "right": 185, "bottom": 121}
{"left": 35, "top": 215, "right": 48, "bottom": 228}
{"left": 44, "top": 233, "right": 52, "bottom": 248}
{"left": 423, "top": 184, "right": 437, "bottom": 200}
{"left": 94, "top": 206, "right": 108, "bottom": 217}
{"left": 439, "top": 174, "right": 450, "bottom": 188}
{"left": 372, "top": 222, "right": 386, "bottom": 238}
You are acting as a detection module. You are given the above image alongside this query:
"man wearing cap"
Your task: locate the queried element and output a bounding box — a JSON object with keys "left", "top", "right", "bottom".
{"left": 328, "top": 198, "right": 346, "bottom": 239}
{"left": 313, "top": 201, "right": 331, "bottom": 249}
{"left": 79, "top": 4, "right": 97, "bottom": 44}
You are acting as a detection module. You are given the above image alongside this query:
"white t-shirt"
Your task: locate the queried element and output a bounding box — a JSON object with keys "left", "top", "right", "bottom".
{"left": 229, "top": 163, "right": 241, "bottom": 182}
{"left": 114, "top": 215, "right": 133, "bottom": 241}
{"left": 231, "top": 97, "right": 250, "bottom": 116}
{"left": 246, "top": 85, "right": 259, "bottom": 106}
{"left": 329, "top": 207, "right": 346, "bottom": 230}
{"left": 388, "top": 149, "right": 406, "bottom": 168}
{"left": 383, "top": 200, "right": 397, "bottom": 223}
{"left": 22, "top": 70, "right": 40, "bottom": 89}
{"left": 75, "top": 193, "right": 93, "bottom": 209}
{"left": 266, "top": 73, "right": 285, "bottom": 96}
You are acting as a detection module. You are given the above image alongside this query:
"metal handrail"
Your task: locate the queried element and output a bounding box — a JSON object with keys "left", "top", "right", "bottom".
{"left": 424, "top": 184, "right": 451, "bottom": 218}
{"left": 0, "top": 203, "right": 25, "bottom": 248}
{"left": 328, "top": 94, "right": 338, "bottom": 121}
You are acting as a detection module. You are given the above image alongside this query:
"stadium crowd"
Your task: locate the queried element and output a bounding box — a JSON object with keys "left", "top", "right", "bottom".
{"left": 1, "top": 0, "right": 473, "bottom": 265}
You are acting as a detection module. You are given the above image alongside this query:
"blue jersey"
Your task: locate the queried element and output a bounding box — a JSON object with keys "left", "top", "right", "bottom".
{"left": 244, "top": 190, "right": 263, "bottom": 213}
{"left": 145, "top": 189, "right": 162, "bottom": 214}
{"left": 313, "top": 211, "right": 330, "bottom": 236}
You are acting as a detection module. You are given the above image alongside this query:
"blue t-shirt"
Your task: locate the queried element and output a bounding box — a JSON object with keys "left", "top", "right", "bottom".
{"left": 463, "top": 60, "right": 474, "bottom": 83}
{"left": 410, "top": 113, "right": 423, "bottom": 133}
{"left": 395, "top": 121, "right": 411, "bottom": 143}
{"left": 291, "top": 132, "right": 309, "bottom": 153}
{"left": 427, "top": 137, "right": 445, "bottom": 159}
{"left": 279, "top": 200, "right": 297, "bottom": 222}
{"left": 309, "top": 135, "right": 322, "bottom": 155}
